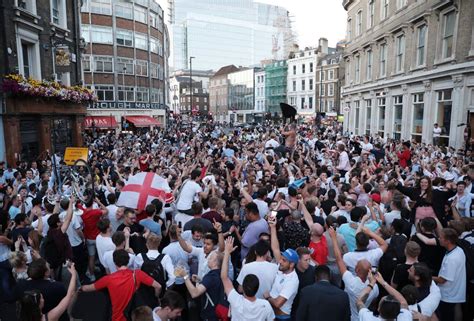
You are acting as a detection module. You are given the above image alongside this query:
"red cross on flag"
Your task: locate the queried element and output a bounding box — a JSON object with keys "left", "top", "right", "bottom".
{"left": 116, "top": 172, "right": 173, "bottom": 211}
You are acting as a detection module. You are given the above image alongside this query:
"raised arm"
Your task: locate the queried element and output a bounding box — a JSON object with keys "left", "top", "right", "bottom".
{"left": 47, "top": 264, "right": 77, "bottom": 321}
{"left": 299, "top": 200, "right": 314, "bottom": 228}
{"left": 414, "top": 232, "right": 437, "bottom": 246}
{"left": 176, "top": 226, "right": 193, "bottom": 253}
{"left": 60, "top": 196, "right": 75, "bottom": 234}
{"left": 213, "top": 220, "right": 224, "bottom": 252}
{"left": 221, "top": 237, "right": 237, "bottom": 295}
{"left": 268, "top": 217, "right": 281, "bottom": 262}
{"left": 328, "top": 227, "right": 347, "bottom": 275}
{"left": 374, "top": 272, "right": 408, "bottom": 309}
{"left": 362, "top": 226, "right": 388, "bottom": 253}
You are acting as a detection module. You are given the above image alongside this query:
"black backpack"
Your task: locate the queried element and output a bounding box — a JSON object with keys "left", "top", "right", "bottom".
{"left": 457, "top": 233, "right": 474, "bottom": 282}
{"left": 136, "top": 253, "right": 167, "bottom": 306}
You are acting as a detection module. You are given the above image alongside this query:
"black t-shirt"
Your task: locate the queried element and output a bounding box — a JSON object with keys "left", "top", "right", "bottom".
{"left": 117, "top": 223, "right": 146, "bottom": 254}
{"left": 392, "top": 263, "right": 413, "bottom": 291}
{"left": 183, "top": 218, "right": 214, "bottom": 233}
{"left": 411, "top": 233, "right": 445, "bottom": 274}
{"left": 321, "top": 199, "right": 337, "bottom": 216}
{"left": 292, "top": 265, "right": 316, "bottom": 317}
{"left": 11, "top": 227, "right": 33, "bottom": 244}
{"left": 200, "top": 269, "right": 224, "bottom": 321}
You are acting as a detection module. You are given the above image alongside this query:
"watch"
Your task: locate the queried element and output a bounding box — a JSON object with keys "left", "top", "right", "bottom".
{"left": 183, "top": 275, "right": 189, "bottom": 281}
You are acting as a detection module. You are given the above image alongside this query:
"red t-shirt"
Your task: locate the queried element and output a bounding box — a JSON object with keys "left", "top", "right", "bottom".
{"left": 308, "top": 235, "right": 328, "bottom": 265}
{"left": 82, "top": 208, "right": 104, "bottom": 240}
{"left": 93, "top": 269, "right": 154, "bottom": 321}
{"left": 397, "top": 149, "right": 411, "bottom": 168}
{"left": 139, "top": 155, "right": 149, "bottom": 172}
{"left": 202, "top": 210, "right": 223, "bottom": 223}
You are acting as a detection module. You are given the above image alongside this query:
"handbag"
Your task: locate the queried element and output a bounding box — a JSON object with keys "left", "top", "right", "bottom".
{"left": 205, "top": 292, "right": 230, "bottom": 321}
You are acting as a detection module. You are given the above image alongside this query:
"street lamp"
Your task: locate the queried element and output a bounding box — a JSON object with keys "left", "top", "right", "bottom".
{"left": 189, "top": 56, "right": 195, "bottom": 119}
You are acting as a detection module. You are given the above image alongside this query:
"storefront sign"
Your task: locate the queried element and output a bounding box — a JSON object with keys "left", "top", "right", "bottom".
{"left": 55, "top": 48, "right": 71, "bottom": 67}
{"left": 64, "top": 147, "right": 89, "bottom": 165}
{"left": 91, "top": 102, "right": 165, "bottom": 110}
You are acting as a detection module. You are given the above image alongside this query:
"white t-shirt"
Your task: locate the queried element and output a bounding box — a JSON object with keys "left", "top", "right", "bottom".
{"left": 343, "top": 248, "right": 384, "bottom": 272}
{"left": 359, "top": 308, "right": 412, "bottom": 321}
{"left": 265, "top": 139, "right": 280, "bottom": 149}
{"left": 253, "top": 199, "right": 269, "bottom": 218}
{"left": 408, "top": 281, "right": 441, "bottom": 317}
{"left": 269, "top": 269, "right": 299, "bottom": 315}
{"left": 433, "top": 127, "right": 442, "bottom": 137}
{"left": 31, "top": 214, "right": 52, "bottom": 237}
{"left": 438, "top": 246, "right": 466, "bottom": 303}
{"left": 96, "top": 234, "right": 115, "bottom": 266}
{"left": 59, "top": 211, "right": 83, "bottom": 247}
{"left": 176, "top": 181, "right": 202, "bottom": 211}
{"left": 384, "top": 210, "right": 401, "bottom": 226}
{"left": 237, "top": 261, "right": 278, "bottom": 299}
{"left": 106, "top": 204, "right": 122, "bottom": 232}
{"left": 102, "top": 249, "right": 135, "bottom": 273}
{"left": 227, "top": 289, "right": 275, "bottom": 321}
{"left": 342, "top": 271, "right": 379, "bottom": 321}
{"left": 361, "top": 142, "right": 373, "bottom": 152}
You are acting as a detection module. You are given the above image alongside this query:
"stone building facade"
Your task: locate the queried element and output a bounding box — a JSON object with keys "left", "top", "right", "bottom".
{"left": 316, "top": 48, "right": 344, "bottom": 114}
{"left": 342, "top": 0, "right": 474, "bottom": 147}
{"left": 81, "top": 0, "right": 169, "bottom": 129}
{"left": 0, "top": 0, "right": 86, "bottom": 165}
{"left": 209, "top": 65, "right": 239, "bottom": 123}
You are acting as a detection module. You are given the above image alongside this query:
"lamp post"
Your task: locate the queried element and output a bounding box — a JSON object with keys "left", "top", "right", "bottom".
{"left": 189, "top": 56, "right": 195, "bottom": 119}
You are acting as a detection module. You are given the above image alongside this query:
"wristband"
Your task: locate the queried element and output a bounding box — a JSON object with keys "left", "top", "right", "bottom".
{"left": 368, "top": 284, "right": 374, "bottom": 289}
{"left": 217, "top": 231, "right": 223, "bottom": 234}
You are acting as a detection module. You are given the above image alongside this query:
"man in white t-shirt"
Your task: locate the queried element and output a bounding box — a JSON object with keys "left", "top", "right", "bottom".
{"left": 263, "top": 220, "right": 299, "bottom": 319}
{"left": 175, "top": 170, "right": 209, "bottom": 225}
{"left": 237, "top": 240, "right": 278, "bottom": 299}
{"left": 95, "top": 218, "right": 115, "bottom": 267}
{"left": 102, "top": 230, "right": 135, "bottom": 273}
{"left": 433, "top": 228, "right": 466, "bottom": 321}
{"left": 433, "top": 123, "right": 442, "bottom": 145}
{"left": 222, "top": 237, "right": 274, "bottom": 321}
{"left": 343, "top": 226, "right": 387, "bottom": 273}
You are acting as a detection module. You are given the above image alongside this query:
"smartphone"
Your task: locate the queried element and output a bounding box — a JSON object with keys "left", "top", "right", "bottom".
{"left": 270, "top": 211, "right": 278, "bottom": 218}
{"left": 371, "top": 267, "right": 378, "bottom": 274}
{"left": 178, "top": 221, "right": 182, "bottom": 228}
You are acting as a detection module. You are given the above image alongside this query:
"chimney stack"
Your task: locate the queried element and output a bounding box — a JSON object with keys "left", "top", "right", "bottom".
{"left": 319, "top": 37, "right": 328, "bottom": 55}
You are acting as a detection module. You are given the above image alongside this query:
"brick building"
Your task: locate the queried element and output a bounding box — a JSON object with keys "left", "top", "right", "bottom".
{"left": 81, "top": 0, "right": 169, "bottom": 130}
{"left": 0, "top": 0, "right": 87, "bottom": 165}
{"left": 209, "top": 65, "right": 239, "bottom": 123}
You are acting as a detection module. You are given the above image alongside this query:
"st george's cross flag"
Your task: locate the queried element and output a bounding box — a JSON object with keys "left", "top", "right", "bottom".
{"left": 116, "top": 172, "right": 174, "bottom": 211}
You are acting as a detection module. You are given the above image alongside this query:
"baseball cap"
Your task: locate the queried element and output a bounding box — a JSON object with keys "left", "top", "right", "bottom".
{"left": 370, "top": 193, "right": 381, "bottom": 204}
{"left": 281, "top": 249, "right": 299, "bottom": 264}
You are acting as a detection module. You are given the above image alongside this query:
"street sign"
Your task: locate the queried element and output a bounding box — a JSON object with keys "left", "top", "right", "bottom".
{"left": 343, "top": 106, "right": 350, "bottom": 112}
{"left": 64, "top": 147, "right": 89, "bottom": 165}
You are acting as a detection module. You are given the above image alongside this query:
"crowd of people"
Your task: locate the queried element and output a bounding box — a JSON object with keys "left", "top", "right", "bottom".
{"left": 0, "top": 119, "right": 473, "bottom": 321}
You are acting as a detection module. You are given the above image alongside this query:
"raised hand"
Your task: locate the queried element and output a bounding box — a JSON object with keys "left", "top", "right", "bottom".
{"left": 224, "top": 236, "right": 237, "bottom": 254}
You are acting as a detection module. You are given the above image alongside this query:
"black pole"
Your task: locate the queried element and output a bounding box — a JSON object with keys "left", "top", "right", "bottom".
{"left": 320, "top": 64, "right": 323, "bottom": 113}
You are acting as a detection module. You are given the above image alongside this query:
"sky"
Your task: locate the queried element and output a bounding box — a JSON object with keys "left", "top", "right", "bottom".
{"left": 258, "top": 0, "right": 347, "bottom": 49}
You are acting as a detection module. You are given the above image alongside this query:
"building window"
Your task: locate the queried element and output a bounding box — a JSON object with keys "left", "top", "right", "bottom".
{"left": 396, "top": 0, "right": 407, "bottom": 9}
{"left": 196, "top": 97, "right": 200, "bottom": 103}
{"left": 356, "top": 10, "right": 362, "bottom": 36}
{"left": 302, "top": 80, "right": 305, "bottom": 91}
{"left": 347, "top": 18, "right": 352, "bottom": 40}
{"left": 134, "top": 5, "right": 147, "bottom": 24}
{"left": 321, "top": 84, "right": 325, "bottom": 96}
{"left": 150, "top": 37, "right": 161, "bottom": 54}
{"left": 93, "top": 56, "right": 113, "bottom": 72}
{"left": 293, "top": 65, "right": 296, "bottom": 75}
{"left": 355, "top": 101, "right": 360, "bottom": 134}
{"left": 136, "top": 87, "right": 149, "bottom": 102}
{"left": 436, "top": 90, "right": 452, "bottom": 139}
{"left": 90, "top": 0, "right": 111, "bottom": 15}
{"left": 17, "top": 34, "right": 41, "bottom": 80}
{"left": 116, "top": 58, "right": 133, "bottom": 74}
{"left": 118, "top": 86, "right": 134, "bottom": 101}
{"left": 51, "top": 0, "right": 66, "bottom": 27}
{"left": 85, "top": 26, "right": 113, "bottom": 44}
{"left": 416, "top": 25, "right": 427, "bottom": 67}
{"left": 149, "top": 12, "right": 159, "bottom": 28}
{"left": 441, "top": 10, "right": 456, "bottom": 59}
{"left": 309, "top": 97, "right": 313, "bottom": 109}
{"left": 150, "top": 89, "right": 160, "bottom": 103}
{"left": 379, "top": 43, "right": 387, "bottom": 77}
{"left": 321, "top": 70, "right": 325, "bottom": 81}
{"left": 365, "top": 99, "right": 372, "bottom": 135}
{"left": 82, "top": 55, "right": 91, "bottom": 72}
{"left": 20, "top": 43, "right": 31, "bottom": 78}
{"left": 17, "top": 0, "right": 36, "bottom": 14}
{"left": 368, "top": 0, "right": 375, "bottom": 28}
{"left": 395, "top": 35, "right": 405, "bottom": 73}
{"left": 328, "top": 83, "right": 334, "bottom": 96}
{"left": 292, "top": 81, "right": 296, "bottom": 91}
{"left": 346, "top": 60, "right": 351, "bottom": 83}
{"left": 310, "top": 63, "right": 313, "bottom": 73}
{"left": 328, "top": 70, "right": 334, "bottom": 80}
{"left": 328, "top": 100, "right": 334, "bottom": 110}
{"left": 381, "top": 0, "right": 389, "bottom": 20}
{"left": 135, "top": 33, "right": 148, "bottom": 50}
{"left": 150, "top": 63, "right": 159, "bottom": 78}
{"left": 116, "top": 29, "right": 133, "bottom": 47}
{"left": 115, "top": 3, "right": 132, "bottom": 19}
{"left": 135, "top": 60, "right": 148, "bottom": 76}
{"left": 309, "top": 79, "right": 313, "bottom": 90}
{"left": 377, "top": 96, "right": 386, "bottom": 134}
{"left": 393, "top": 95, "right": 403, "bottom": 140}
{"left": 94, "top": 85, "right": 114, "bottom": 101}
{"left": 355, "top": 55, "right": 361, "bottom": 83}
{"left": 412, "top": 93, "right": 424, "bottom": 141}
{"left": 366, "top": 50, "right": 373, "bottom": 81}
{"left": 302, "top": 64, "right": 305, "bottom": 74}
{"left": 301, "top": 97, "right": 305, "bottom": 109}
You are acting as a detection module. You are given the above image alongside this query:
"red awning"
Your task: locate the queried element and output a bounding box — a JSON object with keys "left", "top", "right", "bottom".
{"left": 124, "top": 116, "right": 161, "bottom": 127}
{"left": 84, "top": 116, "right": 118, "bottom": 128}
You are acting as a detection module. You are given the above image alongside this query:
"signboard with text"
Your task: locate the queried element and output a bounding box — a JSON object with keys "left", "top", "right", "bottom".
{"left": 64, "top": 147, "right": 89, "bottom": 165}
{"left": 91, "top": 102, "right": 165, "bottom": 110}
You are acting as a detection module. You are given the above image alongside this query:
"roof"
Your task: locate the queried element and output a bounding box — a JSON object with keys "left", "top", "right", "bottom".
{"left": 212, "top": 65, "right": 239, "bottom": 77}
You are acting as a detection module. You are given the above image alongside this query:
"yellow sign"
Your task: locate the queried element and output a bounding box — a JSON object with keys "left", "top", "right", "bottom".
{"left": 337, "top": 115, "right": 345, "bottom": 123}
{"left": 64, "top": 147, "right": 89, "bottom": 165}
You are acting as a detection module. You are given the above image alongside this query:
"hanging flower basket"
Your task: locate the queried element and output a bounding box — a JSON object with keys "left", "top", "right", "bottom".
{"left": 2, "top": 74, "right": 98, "bottom": 104}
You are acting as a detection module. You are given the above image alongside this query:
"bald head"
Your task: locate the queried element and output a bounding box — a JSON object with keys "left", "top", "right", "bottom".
{"left": 355, "top": 259, "right": 371, "bottom": 280}
{"left": 310, "top": 223, "right": 324, "bottom": 237}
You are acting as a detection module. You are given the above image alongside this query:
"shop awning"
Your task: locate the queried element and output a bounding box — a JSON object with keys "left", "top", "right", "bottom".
{"left": 84, "top": 116, "right": 118, "bottom": 128}
{"left": 124, "top": 116, "right": 161, "bottom": 127}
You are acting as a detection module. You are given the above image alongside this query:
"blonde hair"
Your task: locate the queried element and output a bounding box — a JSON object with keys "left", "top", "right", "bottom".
{"left": 9, "top": 251, "right": 27, "bottom": 269}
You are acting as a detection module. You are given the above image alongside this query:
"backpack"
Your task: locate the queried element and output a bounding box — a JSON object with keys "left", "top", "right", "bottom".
{"left": 457, "top": 233, "right": 474, "bottom": 282}
{"left": 137, "top": 253, "right": 167, "bottom": 304}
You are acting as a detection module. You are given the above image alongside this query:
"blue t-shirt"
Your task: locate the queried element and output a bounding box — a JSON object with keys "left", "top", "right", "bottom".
{"left": 139, "top": 218, "right": 161, "bottom": 236}
{"left": 9, "top": 206, "right": 21, "bottom": 220}
{"left": 338, "top": 220, "right": 380, "bottom": 252}
{"left": 200, "top": 269, "right": 224, "bottom": 321}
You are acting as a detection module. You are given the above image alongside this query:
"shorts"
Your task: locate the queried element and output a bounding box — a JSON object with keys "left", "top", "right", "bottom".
{"left": 86, "top": 239, "right": 96, "bottom": 256}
